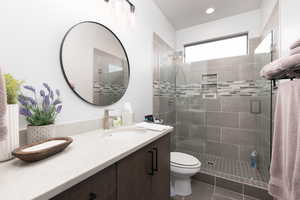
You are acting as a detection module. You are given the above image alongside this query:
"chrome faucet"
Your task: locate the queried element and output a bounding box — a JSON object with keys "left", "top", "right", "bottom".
{"left": 103, "top": 109, "right": 122, "bottom": 130}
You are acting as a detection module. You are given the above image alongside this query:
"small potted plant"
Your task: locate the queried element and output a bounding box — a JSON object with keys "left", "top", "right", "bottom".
{"left": 0, "top": 74, "right": 23, "bottom": 161}
{"left": 19, "top": 83, "right": 62, "bottom": 144}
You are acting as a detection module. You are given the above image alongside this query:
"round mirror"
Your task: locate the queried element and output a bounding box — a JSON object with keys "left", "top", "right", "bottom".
{"left": 60, "top": 21, "right": 130, "bottom": 106}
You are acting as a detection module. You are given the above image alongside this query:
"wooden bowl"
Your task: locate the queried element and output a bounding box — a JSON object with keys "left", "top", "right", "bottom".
{"left": 12, "top": 137, "right": 73, "bottom": 162}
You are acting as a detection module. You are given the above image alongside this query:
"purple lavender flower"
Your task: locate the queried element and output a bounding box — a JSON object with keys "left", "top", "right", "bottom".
{"left": 43, "top": 83, "right": 52, "bottom": 93}
{"left": 53, "top": 99, "right": 62, "bottom": 106}
{"left": 50, "top": 90, "right": 54, "bottom": 100}
{"left": 18, "top": 99, "right": 27, "bottom": 106}
{"left": 19, "top": 83, "right": 63, "bottom": 126}
{"left": 19, "top": 108, "right": 32, "bottom": 117}
{"left": 40, "top": 90, "right": 46, "bottom": 97}
{"left": 56, "top": 105, "right": 62, "bottom": 113}
{"left": 27, "top": 97, "right": 37, "bottom": 106}
{"left": 24, "top": 85, "right": 36, "bottom": 93}
{"left": 19, "top": 108, "right": 27, "bottom": 116}
{"left": 56, "top": 89, "right": 60, "bottom": 97}
{"left": 18, "top": 95, "right": 36, "bottom": 106}
{"left": 42, "top": 95, "right": 50, "bottom": 111}
{"left": 18, "top": 95, "right": 28, "bottom": 106}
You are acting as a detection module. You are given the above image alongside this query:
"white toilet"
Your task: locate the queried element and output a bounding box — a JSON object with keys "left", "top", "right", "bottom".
{"left": 170, "top": 152, "right": 201, "bottom": 197}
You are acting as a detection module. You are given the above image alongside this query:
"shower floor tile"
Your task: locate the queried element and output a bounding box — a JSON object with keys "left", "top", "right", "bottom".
{"left": 198, "top": 153, "right": 269, "bottom": 189}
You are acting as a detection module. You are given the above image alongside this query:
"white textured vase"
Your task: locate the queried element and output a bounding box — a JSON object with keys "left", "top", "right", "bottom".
{"left": 27, "top": 124, "right": 56, "bottom": 144}
{"left": 0, "top": 104, "right": 20, "bottom": 161}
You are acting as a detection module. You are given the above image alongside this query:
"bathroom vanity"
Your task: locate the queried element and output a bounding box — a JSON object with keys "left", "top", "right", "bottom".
{"left": 52, "top": 133, "right": 170, "bottom": 200}
{"left": 0, "top": 126, "right": 172, "bottom": 200}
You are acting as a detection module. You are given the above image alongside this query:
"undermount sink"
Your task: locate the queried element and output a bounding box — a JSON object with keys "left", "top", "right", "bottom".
{"left": 103, "top": 127, "right": 148, "bottom": 140}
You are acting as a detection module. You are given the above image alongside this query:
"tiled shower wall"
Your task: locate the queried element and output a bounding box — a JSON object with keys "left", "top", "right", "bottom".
{"left": 175, "top": 51, "right": 272, "bottom": 176}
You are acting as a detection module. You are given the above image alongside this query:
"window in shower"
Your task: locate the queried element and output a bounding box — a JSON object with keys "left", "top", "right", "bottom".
{"left": 184, "top": 33, "right": 248, "bottom": 63}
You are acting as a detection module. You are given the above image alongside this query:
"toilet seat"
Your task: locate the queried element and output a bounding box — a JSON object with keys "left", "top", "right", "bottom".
{"left": 171, "top": 152, "right": 201, "bottom": 169}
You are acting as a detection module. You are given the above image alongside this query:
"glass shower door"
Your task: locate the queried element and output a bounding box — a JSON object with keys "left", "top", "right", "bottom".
{"left": 174, "top": 38, "right": 272, "bottom": 188}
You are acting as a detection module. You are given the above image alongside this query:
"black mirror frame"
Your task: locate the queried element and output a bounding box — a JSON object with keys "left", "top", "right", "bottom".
{"left": 59, "top": 21, "right": 130, "bottom": 106}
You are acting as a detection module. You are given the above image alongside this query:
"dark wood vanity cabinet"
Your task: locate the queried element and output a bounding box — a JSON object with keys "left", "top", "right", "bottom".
{"left": 51, "top": 133, "right": 170, "bottom": 200}
{"left": 117, "top": 134, "right": 170, "bottom": 200}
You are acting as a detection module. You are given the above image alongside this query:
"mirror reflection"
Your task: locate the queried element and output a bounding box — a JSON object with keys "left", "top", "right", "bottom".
{"left": 60, "top": 21, "right": 129, "bottom": 106}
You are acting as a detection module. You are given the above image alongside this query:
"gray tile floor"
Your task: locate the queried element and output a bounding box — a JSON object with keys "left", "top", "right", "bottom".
{"left": 172, "top": 180, "right": 259, "bottom": 200}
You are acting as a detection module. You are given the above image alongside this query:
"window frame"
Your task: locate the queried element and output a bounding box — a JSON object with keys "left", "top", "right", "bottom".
{"left": 184, "top": 32, "right": 249, "bottom": 63}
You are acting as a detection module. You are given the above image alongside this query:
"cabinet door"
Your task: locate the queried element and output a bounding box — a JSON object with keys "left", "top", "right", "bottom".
{"left": 51, "top": 165, "right": 117, "bottom": 200}
{"left": 151, "top": 134, "right": 171, "bottom": 200}
{"left": 68, "top": 179, "right": 91, "bottom": 200}
{"left": 89, "top": 165, "right": 117, "bottom": 200}
{"left": 117, "top": 145, "right": 153, "bottom": 200}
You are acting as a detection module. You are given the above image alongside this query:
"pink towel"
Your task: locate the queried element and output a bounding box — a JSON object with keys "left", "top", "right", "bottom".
{"left": 269, "top": 79, "right": 300, "bottom": 200}
{"left": 260, "top": 54, "right": 300, "bottom": 79}
{"left": 290, "top": 38, "right": 300, "bottom": 50}
{"left": 0, "top": 67, "right": 7, "bottom": 141}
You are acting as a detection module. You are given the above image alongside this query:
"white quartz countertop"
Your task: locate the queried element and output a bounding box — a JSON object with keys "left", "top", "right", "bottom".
{"left": 0, "top": 125, "right": 173, "bottom": 200}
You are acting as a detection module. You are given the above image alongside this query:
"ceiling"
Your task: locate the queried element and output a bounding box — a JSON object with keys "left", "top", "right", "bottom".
{"left": 153, "top": 0, "right": 262, "bottom": 30}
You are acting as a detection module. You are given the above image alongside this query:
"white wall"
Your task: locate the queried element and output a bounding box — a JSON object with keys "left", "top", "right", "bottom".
{"left": 279, "top": 0, "right": 300, "bottom": 57}
{"left": 0, "top": 0, "right": 176, "bottom": 128}
{"left": 176, "top": 10, "right": 261, "bottom": 51}
{"left": 260, "top": 0, "right": 278, "bottom": 31}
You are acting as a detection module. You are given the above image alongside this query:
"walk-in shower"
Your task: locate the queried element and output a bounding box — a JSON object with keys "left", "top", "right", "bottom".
{"left": 153, "top": 33, "right": 273, "bottom": 189}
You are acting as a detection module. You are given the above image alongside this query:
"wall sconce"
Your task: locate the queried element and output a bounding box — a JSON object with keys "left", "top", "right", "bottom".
{"left": 104, "top": 0, "right": 135, "bottom": 13}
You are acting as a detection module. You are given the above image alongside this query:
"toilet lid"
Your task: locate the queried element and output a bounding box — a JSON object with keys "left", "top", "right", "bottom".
{"left": 171, "top": 152, "right": 200, "bottom": 167}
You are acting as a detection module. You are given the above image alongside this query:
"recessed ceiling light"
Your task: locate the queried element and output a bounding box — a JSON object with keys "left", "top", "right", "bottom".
{"left": 206, "top": 8, "right": 215, "bottom": 14}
